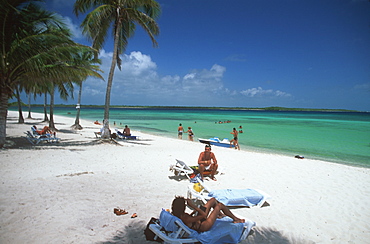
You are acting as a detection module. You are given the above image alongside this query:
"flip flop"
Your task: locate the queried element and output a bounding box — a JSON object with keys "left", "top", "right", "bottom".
{"left": 114, "top": 208, "right": 128, "bottom": 216}
{"left": 131, "top": 213, "right": 138, "bottom": 218}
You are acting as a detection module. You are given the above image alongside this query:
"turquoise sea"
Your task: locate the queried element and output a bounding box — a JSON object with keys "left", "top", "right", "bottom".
{"left": 16, "top": 107, "right": 370, "bottom": 168}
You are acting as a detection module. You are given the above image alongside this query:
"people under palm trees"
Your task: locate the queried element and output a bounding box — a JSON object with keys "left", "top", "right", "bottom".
{"left": 74, "top": 0, "right": 161, "bottom": 139}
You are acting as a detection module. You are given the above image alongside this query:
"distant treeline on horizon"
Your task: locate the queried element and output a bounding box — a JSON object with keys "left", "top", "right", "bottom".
{"left": 9, "top": 102, "right": 362, "bottom": 113}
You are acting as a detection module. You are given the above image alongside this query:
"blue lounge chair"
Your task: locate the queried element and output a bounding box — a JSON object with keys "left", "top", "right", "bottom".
{"left": 24, "top": 131, "right": 60, "bottom": 144}
{"left": 115, "top": 129, "right": 138, "bottom": 140}
{"left": 149, "top": 209, "right": 256, "bottom": 244}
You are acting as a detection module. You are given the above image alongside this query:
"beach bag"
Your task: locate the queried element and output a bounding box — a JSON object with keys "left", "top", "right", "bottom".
{"left": 144, "top": 217, "right": 161, "bottom": 242}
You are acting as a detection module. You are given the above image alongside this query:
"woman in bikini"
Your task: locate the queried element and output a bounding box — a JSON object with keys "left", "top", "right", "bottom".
{"left": 171, "top": 196, "right": 244, "bottom": 232}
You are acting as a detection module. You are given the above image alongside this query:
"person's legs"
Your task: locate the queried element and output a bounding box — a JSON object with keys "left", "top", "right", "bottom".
{"left": 229, "top": 139, "right": 234, "bottom": 148}
{"left": 198, "top": 163, "right": 205, "bottom": 180}
{"left": 199, "top": 200, "right": 244, "bottom": 232}
{"left": 210, "top": 164, "right": 218, "bottom": 180}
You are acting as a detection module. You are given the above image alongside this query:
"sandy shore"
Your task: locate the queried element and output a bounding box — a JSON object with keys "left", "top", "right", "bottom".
{"left": 1, "top": 111, "right": 369, "bottom": 244}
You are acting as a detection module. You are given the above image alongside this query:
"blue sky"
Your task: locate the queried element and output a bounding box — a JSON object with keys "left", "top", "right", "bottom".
{"left": 17, "top": 0, "right": 370, "bottom": 111}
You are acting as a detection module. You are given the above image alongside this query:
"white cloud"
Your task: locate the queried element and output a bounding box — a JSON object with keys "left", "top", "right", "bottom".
{"left": 240, "top": 87, "right": 292, "bottom": 97}
{"left": 182, "top": 64, "right": 226, "bottom": 92}
{"left": 353, "top": 83, "right": 370, "bottom": 92}
{"left": 62, "top": 16, "right": 83, "bottom": 40}
{"left": 80, "top": 50, "right": 293, "bottom": 106}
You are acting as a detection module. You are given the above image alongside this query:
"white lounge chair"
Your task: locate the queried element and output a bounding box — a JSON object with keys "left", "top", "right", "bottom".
{"left": 149, "top": 209, "right": 256, "bottom": 244}
{"left": 24, "top": 131, "right": 60, "bottom": 144}
{"left": 169, "top": 159, "right": 195, "bottom": 180}
{"left": 169, "top": 159, "right": 222, "bottom": 181}
{"left": 187, "top": 180, "right": 271, "bottom": 207}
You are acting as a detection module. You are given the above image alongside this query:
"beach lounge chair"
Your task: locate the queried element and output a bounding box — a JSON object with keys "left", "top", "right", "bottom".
{"left": 24, "top": 131, "right": 60, "bottom": 144}
{"left": 169, "top": 159, "right": 220, "bottom": 181}
{"left": 149, "top": 209, "right": 256, "bottom": 244}
{"left": 187, "top": 180, "right": 271, "bottom": 207}
{"left": 114, "top": 129, "right": 138, "bottom": 140}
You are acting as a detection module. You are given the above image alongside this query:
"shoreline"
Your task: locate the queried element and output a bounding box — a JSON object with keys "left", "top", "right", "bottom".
{"left": 1, "top": 111, "right": 369, "bottom": 243}
{"left": 8, "top": 108, "right": 369, "bottom": 169}
{"left": 9, "top": 105, "right": 364, "bottom": 113}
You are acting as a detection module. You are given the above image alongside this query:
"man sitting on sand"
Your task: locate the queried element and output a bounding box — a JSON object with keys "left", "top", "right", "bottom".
{"left": 123, "top": 125, "right": 131, "bottom": 136}
{"left": 171, "top": 196, "right": 244, "bottom": 233}
{"left": 198, "top": 145, "right": 218, "bottom": 181}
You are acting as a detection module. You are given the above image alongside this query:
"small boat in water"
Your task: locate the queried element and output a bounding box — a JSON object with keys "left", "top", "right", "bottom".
{"left": 198, "top": 137, "right": 234, "bottom": 148}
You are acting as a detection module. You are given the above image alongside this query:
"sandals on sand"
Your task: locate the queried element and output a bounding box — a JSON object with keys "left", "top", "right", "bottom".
{"left": 131, "top": 213, "right": 138, "bottom": 218}
{"left": 114, "top": 208, "right": 128, "bottom": 216}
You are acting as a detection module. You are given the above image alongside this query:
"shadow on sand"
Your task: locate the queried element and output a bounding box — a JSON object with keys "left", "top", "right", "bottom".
{"left": 3, "top": 133, "right": 122, "bottom": 150}
{"left": 99, "top": 220, "right": 311, "bottom": 244}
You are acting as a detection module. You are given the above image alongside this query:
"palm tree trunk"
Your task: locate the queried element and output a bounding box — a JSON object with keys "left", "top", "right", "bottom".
{"left": 27, "top": 94, "right": 32, "bottom": 119}
{"left": 72, "top": 82, "right": 83, "bottom": 130}
{"left": 49, "top": 86, "right": 56, "bottom": 130}
{"left": 0, "top": 90, "right": 9, "bottom": 148}
{"left": 16, "top": 87, "right": 24, "bottom": 124}
{"left": 102, "top": 11, "right": 122, "bottom": 139}
{"left": 43, "top": 94, "right": 49, "bottom": 122}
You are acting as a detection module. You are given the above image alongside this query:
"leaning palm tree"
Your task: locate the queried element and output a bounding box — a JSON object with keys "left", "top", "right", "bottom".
{"left": 74, "top": 0, "right": 161, "bottom": 139}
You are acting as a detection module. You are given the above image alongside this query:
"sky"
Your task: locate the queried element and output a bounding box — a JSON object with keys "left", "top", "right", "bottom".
{"left": 16, "top": 0, "right": 370, "bottom": 111}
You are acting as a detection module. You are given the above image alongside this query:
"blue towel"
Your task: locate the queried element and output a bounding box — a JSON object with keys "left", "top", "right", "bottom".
{"left": 208, "top": 189, "right": 264, "bottom": 207}
{"left": 159, "top": 209, "right": 246, "bottom": 244}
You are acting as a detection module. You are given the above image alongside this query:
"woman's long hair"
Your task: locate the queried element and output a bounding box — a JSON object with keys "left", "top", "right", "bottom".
{"left": 171, "top": 196, "right": 186, "bottom": 218}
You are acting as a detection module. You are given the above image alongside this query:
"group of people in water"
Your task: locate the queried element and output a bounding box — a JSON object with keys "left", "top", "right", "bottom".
{"left": 177, "top": 123, "right": 241, "bottom": 150}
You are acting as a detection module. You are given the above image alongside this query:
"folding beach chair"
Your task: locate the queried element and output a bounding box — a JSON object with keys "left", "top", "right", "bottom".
{"left": 169, "top": 159, "right": 195, "bottom": 180}
{"left": 187, "top": 179, "right": 271, "bottom": 207}
{"left": 169, "top": 159, "right": 221, "bottom": 181}
{"left": 149, "top": 209, "right": 256, "bottom": 244}
{"left": 24, "top": 131, "right": 60, "bottom": 144}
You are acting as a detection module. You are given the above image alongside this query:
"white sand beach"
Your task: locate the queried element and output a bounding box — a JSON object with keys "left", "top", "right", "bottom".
{"left": 1, "top": 111, "right": 369, "bottom": 244}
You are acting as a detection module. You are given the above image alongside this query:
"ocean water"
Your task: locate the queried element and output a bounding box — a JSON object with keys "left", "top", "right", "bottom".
{"left": 16, "top": 107, "right": 370, "bottom": 168}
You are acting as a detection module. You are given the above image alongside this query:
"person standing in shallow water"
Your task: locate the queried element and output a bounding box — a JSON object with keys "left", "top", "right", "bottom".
{"left": 178, "top": 123, "right": 183, "bottom": 139}
{"left": 230, "top": 128, "right": 240, "bottom": 150}
{"left": 185, "top": 126, "right": 194, "bottom": 141}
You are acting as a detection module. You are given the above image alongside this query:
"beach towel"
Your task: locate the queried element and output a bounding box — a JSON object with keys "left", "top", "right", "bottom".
{"left": 208, "top": 189, "right": 264, "bottom": 207}
{"left": 159, "top": 209, "right": 247, "bottom": 244}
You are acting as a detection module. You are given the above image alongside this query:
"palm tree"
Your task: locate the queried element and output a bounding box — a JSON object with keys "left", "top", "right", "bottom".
{"left": 72, "top": 51, "right": 103, "bottom": 130}
{"left": 0, "top": 0, "right": 102, "bottom": 147}
{"left": 74, "top": 0, "right": 161, "bottom": 139}
{"left": 27, "top": 93, "right": 32, "bottom": 119}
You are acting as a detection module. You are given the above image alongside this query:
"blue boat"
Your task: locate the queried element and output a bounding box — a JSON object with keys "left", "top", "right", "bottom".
{"left": 198, "top": 137, "right": 235, "bottom": 148}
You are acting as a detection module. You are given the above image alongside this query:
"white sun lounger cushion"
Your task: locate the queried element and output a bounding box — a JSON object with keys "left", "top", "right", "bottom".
{"left": 208, "top": 189, "right": 265, "bottom": 207}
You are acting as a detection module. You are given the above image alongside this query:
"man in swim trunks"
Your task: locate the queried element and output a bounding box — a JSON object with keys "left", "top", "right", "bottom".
{"left": 198, "top": 145, "right": 218, "bottom": 181}
{"left": 230, "top": 128, "right": 240, "bottom": 150}
{"left": 171, "top": 196, "right": 244, "bottom": 233}
{"left": 178, "top": 123, "right": 183, "bottom": 139}
{"left": 123, "top": 125, "right": 131, "bottom": 136}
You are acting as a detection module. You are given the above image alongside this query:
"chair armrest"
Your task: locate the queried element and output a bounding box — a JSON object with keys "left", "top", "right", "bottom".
{"left": 149, "top": 223, "right": 198, "bottom": 243}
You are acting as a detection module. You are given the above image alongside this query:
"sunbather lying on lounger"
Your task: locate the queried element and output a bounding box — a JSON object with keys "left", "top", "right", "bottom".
{"left": 171, "top": 196, "right": 244, "bottom": 233}
{"left": 33, "top": 125, "right": 55, "bottom": 136}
